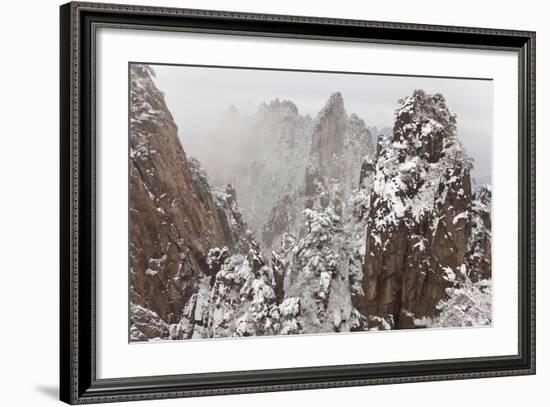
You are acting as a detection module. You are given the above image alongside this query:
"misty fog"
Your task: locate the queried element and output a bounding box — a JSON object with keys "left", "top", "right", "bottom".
{"left": 149, "top": 64, "right": 493, "bottom": 186}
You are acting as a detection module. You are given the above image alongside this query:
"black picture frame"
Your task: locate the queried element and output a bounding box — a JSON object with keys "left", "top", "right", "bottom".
{"left": 60, "top": 1, "right": 536, "bottom": 404}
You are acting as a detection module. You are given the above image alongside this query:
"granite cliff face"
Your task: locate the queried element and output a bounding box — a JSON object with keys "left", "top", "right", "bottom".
{"left": 129, "top": 65, "right": 250, "bottom": 341}
{"left": 345, "top": 113, "right": 375, "bottom": 195}
{"left": 305, "top": 92, "right": 375, "bottom": 213}
{"left": 353, "top": 90, "right": 491, "bottom": 329}
{"left": 305, "top": 93, "right": 346, "bottom": 214}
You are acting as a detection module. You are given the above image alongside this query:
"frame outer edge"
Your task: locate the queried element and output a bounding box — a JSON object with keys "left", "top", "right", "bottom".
{"left": 529, "top": 31, "right": 536, "bottom": 375}
{"left": 61, "top": 1, "right": 82, "bottom": 404}
{"left": 61, "top": 1, "right": 537, "bottom": 404}
{"left": 71, "top": 0, "right": 534, "bottom": 38}
{"left": 60, "top": 2, "right": 71, "bottom": 404}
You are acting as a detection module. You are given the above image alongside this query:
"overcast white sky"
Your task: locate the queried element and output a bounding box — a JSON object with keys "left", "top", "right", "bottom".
{"left": 150, "top": 64, "right": 493, "bottom": 182}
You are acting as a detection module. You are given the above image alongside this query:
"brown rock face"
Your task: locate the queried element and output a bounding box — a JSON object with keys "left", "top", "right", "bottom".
{"left": 354, "top": 90, "right": 490, "bottom": 329}
{"left": 304, "top": 92, "right": 348, "bottom": 217}
{"left": 211, "top": 183, "right": 252, "bottom": 254}
{"left": 304, "top": 93, "right": 375, "bottom": 213}
{"left": 305, "top": 92, "right": 347, "bottom": 204}
{"left": 310, "top": 92, "right": 347, "bottom": 181}
{"left": 464, "top": 185, "right": 492, "bottom": 282}
{"left": 129, "top": 65, "right": 243, "bottom": 338}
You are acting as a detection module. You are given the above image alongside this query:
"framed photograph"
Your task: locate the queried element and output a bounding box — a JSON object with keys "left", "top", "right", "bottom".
{"left": 60, "top": 1, "right": 536, "bottom": 404}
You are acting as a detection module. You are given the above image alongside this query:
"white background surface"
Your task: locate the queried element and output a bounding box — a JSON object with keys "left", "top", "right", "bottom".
{"left": 97, "top": 28, "right": 517, "bottom": 379}
{"left": 0, "top": 0, "right": 545, "bottom": 406}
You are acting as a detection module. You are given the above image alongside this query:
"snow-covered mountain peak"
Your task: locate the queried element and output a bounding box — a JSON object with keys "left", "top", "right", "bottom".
{"left": 259, "top": 98, "right": 300, "bottom": 117}
{"left": 355, "top": 89, "right": 490, "bottom": 330}
{"left": 392, "top": 90, "right": 460, "bottom": 162}
{"left": 314, "top": 92, "right": 346, "bottom": 128}
{"left": 325, "top": 91, "right": 344, "bottom": 109}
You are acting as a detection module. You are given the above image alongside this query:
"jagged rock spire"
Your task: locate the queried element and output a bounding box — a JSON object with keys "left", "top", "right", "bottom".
{"left": 355, "top": 90, "right": 486, "bottom": 330}
{"left": 309, "top": 92, "right": 347, "bottom": 179}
